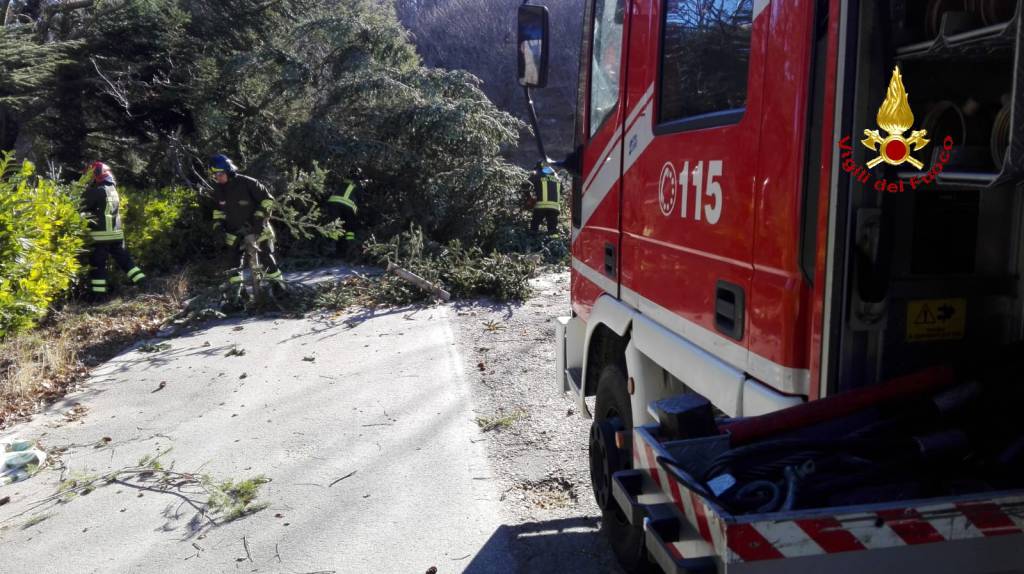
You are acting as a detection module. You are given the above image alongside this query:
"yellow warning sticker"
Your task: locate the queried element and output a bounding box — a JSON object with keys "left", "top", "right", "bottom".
{"left": 906, "top": 298, "right": 966, "bottom": 342}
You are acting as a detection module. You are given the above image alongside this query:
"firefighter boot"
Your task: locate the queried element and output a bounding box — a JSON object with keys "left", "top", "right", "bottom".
{"left": 220, "top": 276, "right": 246, "bottom": 312}
{"left": 266, "top": 270, "right": 287, "bottom": 298}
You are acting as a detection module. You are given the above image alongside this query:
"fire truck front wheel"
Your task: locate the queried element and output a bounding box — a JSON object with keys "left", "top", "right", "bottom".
{"left": 591, "top": 363, "right": 653, "bottom": 572}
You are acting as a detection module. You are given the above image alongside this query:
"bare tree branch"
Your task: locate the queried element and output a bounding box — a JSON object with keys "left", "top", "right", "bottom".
{"left": 43, "top": 0, "right": 96, "bottom": 16}
{"left": 90, "top": 57, "right": 132, "bottom": 117}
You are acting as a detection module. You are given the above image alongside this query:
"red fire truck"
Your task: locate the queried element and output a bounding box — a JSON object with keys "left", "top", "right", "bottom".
{"left": 518, "top": 0, "right": 1024, "bottom": 572}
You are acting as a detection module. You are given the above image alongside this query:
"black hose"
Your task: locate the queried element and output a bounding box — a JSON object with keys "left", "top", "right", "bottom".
{"left": 656, "top": 456, "right": 716, "bottom": 500}
{"left": 780, "top": 463, "right": 811, "bottom": 512}
{"left": 726, "top": 480, "right": 782, "bottom": 514}
{"left": 703, "top": 437, "right": 912, "bottom": 482}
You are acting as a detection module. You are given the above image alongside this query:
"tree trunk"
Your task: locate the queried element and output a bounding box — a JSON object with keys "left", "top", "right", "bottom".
{"left": 53, "top": 62, "right": 86, "bottom": 166}
{"left": 387, "top": 262, "right": 451, "bottom": 301}
{"left": 0, "top": 109, "right": 13, "bottom": 151}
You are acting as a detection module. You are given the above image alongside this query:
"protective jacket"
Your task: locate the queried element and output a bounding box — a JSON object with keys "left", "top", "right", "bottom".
{"left": 211, "top": 174, "right": 275, "bottom": 236}
{"left": 83, "top": 181, "right": 125, "bottom": 243}
{"left": 327, "top": 179, "right": 359, "bottom": 214}
{"left": 531, "top": 172, "right": 561, "bottom": 211}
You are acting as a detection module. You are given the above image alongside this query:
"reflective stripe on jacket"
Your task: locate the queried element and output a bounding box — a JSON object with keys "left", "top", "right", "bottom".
{"left": 83, "top": 182, "right": 125, "bottom": 242}
{"left": 212, "top": 174, "right": 275, "bottom": 233}
{"left": 327, "top": 180, "right": 358, "bottom": 213}
{"left": 534, "top": 176, "right": 561, "bottom": 211}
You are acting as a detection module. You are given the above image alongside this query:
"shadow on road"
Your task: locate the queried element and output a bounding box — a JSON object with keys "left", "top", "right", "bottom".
{"left": 462, "top": 516, "right": 624, "bottom": 574}
{"left": 111, "top": 343, "right": 237, "bottom": 372}
{"left": 452, "top": 299, "right": 520, "bottom": 322}
{"left": 271, "top": 304, "right": 424, "bottom": 346}
{"left": 284, "top": 263, "right": 380, "bottom": 285}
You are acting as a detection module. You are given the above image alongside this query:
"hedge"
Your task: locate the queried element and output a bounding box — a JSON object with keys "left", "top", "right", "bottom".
{"left": 0, "top": 153, "right": 88, "bottom": 337}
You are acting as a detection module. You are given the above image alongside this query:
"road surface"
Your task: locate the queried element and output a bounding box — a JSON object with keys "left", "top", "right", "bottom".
{"left": 0, "top": 303, "right": 513, "bottom": 573}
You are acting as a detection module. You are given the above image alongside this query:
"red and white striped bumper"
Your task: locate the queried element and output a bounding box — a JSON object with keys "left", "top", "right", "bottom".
{"left": 619, "top": 425, "right": 1024, "bottom": 573}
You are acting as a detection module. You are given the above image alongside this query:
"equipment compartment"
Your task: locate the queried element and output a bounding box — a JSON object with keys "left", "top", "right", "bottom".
{"left": 831, "top": 0, "right": 1024, "bottom": 392}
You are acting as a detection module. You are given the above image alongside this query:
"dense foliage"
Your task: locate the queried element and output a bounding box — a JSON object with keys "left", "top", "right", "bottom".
{"left": 364, "top": 225, "right": 537, "bottom": 303}
{"left": 0, "top": 0, "right": 570, "bottom": 323}
{"left": 121, "top": 186, "right": 218, "bottom": 273}
{"left": 1, "top": 0, "right": 530, "bottom": 244}
{"left": 0, "top": 153, "right": 87, "bottom": 337}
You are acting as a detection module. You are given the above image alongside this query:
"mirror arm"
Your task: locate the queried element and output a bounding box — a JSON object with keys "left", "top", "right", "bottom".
{"left": 555, "top": 146, "right": 581, "bottom": 175}
{"left": 523, "top": 86, "right": 550, "bottom": 163}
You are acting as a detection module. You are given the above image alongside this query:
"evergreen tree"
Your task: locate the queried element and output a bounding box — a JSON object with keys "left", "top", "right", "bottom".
{"left": 0, "top": 25, "right": 73, "bottom": 152}
{"left": 2, "top": 0, "right": 527, "bottom": 245}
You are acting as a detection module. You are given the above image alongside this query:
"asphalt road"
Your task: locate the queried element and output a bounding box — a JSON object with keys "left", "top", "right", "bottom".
{"left": 0, "top": 303, "right": 514, "bottom": 573}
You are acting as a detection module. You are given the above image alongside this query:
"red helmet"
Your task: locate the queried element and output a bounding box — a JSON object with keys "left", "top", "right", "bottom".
{"left": 87, "top": 161, "right": 114, "bottom": 184}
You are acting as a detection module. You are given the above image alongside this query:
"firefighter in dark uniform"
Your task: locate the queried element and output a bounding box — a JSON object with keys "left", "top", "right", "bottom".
{"left": 326, "top": 168, "right": 363, "bottom": 257}
{"left": 82, "top": 162, "right": 145, "bottom": 299}
{"left": 527, "top": 163, "right": 562, "bottom": 236}
{"left": 207, "top": 154, "right": 284, "bottom": 298}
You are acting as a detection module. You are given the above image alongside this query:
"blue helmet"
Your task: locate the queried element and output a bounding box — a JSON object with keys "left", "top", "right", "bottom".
{"left": 540, "top": 166, "right": 555, "bottom": 176}
{"left": 208, "top": 154, "right": 237, "bottom": 175}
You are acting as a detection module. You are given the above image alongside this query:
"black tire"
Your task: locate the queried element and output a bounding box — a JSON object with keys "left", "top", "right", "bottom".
{"left": 590, "top": 363, "right": 654, "bottom": 573}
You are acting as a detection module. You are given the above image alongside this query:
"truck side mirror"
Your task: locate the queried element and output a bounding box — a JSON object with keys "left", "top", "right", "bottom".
{"left": 517, "top": 5, "right": 550, "bottom": 88}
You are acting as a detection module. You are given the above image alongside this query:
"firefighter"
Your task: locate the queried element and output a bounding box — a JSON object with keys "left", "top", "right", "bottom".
{"left": 82, "top": 162, "right": 145, "bottom": 300}
{"left": 325, "top": 168, "right": 363, "bottom": 257}
{"left": 527, "top": 162, "right": 562, "bottom": 237}
{"left": 207, "top": 154, "right": 285, "bottom": 299}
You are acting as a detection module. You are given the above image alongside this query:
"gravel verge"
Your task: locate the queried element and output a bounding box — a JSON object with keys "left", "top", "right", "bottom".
{"left": 451, "top": 270, "right": 624, "bottom": 574}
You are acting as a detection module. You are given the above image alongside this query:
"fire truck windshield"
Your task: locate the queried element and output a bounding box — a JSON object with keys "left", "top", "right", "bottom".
{"left": 589, "top": 0, "right": 625, "bottom": 135}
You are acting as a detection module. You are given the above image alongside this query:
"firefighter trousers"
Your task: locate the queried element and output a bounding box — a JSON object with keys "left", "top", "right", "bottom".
{"left": 326, "top": 203, "right": 358, "bottom": 253}
{"left": 228, "top": 235, "right": 282, "bottom": 290}
{"left": 530, "top": 208, "right": 559, "bottom": 236}
{"left": 88, "top": 240, "right": 145, "bottom": 295}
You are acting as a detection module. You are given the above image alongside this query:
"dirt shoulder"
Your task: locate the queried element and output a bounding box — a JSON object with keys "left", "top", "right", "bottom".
{"left": 451, "top": 270, "right": 623, "bottom": 574}
{"left": 0, "top": 281, "right": 187, "bottom": 429}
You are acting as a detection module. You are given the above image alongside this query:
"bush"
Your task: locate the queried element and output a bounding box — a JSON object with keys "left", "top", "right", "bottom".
{"left": 364, "top": 225, "right": 536, "bottom": 303}
{"left": 121, "top": 186, "right": 219, "bottom": 273}
{"left": 0, "top": 153, "right": 88, "bottom": 338}
{"left": 490, "top": 216, "right": 571, "bottom": 266}
{"left": 294, "top": 69, "right": 528, "bottom": 246}
{"left": 271, "top": 164, "right": 345, "bottom": 254}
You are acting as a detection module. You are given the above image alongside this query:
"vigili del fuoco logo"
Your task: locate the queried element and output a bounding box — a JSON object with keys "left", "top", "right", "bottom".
{"left": 837, "top": 66, "right": 954, "bottom": 192}
{"left": 862, "top": 66, "right": 930, "bottom": 168}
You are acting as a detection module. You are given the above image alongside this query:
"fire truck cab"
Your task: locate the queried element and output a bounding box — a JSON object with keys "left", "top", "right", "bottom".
{"left": 520, "top": 0, "right": 1024, "bottom": 572}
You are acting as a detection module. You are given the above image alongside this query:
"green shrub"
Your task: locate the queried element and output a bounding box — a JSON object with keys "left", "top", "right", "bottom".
{"left": 0, "top": 153, "right": 88, "bottom": 338}
{"left": 364, "top": 225, "right": 536, "bottom": 303}
{"left": 121, "top": 186, "right": 218, "bottom": 272}
{"left": 490, "top": 220, "right": 571, "bottom": 266}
